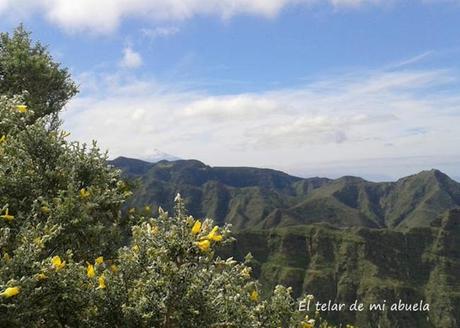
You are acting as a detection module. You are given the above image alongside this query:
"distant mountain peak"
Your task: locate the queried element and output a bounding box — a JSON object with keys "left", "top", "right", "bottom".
{"left": 336, "top": 175, "right": 367, "bottom": 183}
{"left": 109, "top": 156, "right": 153, "bottom": 176}
{"left": 418, "top": 168, "right": 445, "bottom": 176}
{"left": 139, "top": 149, "right": 181, "bottom": 163}
{"left": 400, "top": 169, "right": 452, "bottom": 185}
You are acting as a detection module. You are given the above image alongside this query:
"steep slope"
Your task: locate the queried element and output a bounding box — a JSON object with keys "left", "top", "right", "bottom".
{"left": 111, "top": 158, "right": 330, "bottom": 228}
{"left": 275, "top": 170, "right": 460, "bottom": 230}
{"left": 382, "top": 170, "right": 460, "bottom": 229}
{"left": 110, "top": 157, "right": 460, "bottom": 231}
{"left": 220, "top": 209, "right": 460, "bottom": 328}
{"left": 268, "top": 176, "right": 391, "bottom": 229}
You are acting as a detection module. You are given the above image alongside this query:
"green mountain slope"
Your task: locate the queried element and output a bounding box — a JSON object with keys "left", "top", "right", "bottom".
{"left": 110, "top": 157, "right": 460, "bottom": 231}
{"left": 110, "top": 157, "right": 460, "bottom": 327}
{"left": 221, "top": 209, "right": 460, "bottom": 328}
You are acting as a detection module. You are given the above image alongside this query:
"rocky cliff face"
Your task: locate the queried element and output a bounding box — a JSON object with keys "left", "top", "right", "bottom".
{"left": 221, "top": 210, "right": 460, "bottom": 328}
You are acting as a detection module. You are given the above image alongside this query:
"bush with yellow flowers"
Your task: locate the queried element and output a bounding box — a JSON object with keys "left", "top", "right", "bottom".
{"left": 0, "top": 26, "right": 351, "bottom": 328}
{"left": 76, "top": 196, "right": 300, "bottom": 327}
{"left": 0, "top": 96, "right": 128, "bottom": 261}
{"left": 0, "top": 93, "right": 302, "bottom": 326}
{"left": 0, "top": 97, "right": 300, "bottom": 325}
{"left": 0, "top": 94, "right": 128, "bottom": 326}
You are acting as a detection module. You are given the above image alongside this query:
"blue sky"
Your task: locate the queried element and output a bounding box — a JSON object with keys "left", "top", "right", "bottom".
{"left": 1, "top": 0, "right": 460, "bottom": 181}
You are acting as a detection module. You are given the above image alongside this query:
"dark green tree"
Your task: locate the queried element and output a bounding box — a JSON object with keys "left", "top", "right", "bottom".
{"left": 0, "top": 24, "right": 78, "bottom": 122}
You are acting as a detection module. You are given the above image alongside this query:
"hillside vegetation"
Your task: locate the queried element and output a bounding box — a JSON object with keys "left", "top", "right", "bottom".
{"left": 112, "top": 157, "right": 460, "bottom": 231}
{"left": 112, "top": 157, "right": 460, "bottom": 327}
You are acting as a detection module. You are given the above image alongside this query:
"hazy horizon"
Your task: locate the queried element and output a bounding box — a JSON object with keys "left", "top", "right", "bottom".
{"left": 112, "top": 153, "right": 460, "bottom": 183}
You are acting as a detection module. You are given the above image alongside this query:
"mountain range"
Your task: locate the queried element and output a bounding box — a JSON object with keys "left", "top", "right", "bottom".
{"left": 110, "top": 156, "right": 460, "bottom": 328}
{"left": 110, "top": 156, "right": 460, "bottom": 232}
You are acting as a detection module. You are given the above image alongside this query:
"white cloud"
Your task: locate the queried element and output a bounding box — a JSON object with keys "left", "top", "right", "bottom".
{"left": 331, "top": 0, "right": 390, "bottom": 7}
{"left": 182, "top": 95, "right": 283, "bottom": 121}
{"left": 62, "top": 66, "right": 460, "bottom": 180}
{"left": 0, "top": 0, "right": 412, "bottom": 34}
{"left": 119, "top": 47, "right": 143, "bottom": 69}
{"left": 243, "top": 113, "right": 398, "bottom": 148}
{"left": 141, "top": 26, "right": 180, "bottom": 39}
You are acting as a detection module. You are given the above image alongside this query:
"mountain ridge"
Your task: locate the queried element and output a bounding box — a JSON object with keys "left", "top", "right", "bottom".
{"left": 109, "top": 157, "right": 460, "bottom": 231}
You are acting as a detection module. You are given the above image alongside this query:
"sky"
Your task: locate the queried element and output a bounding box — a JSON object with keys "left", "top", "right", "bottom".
{"left": 1, "top": 0, "right": 460, "bottom": 181}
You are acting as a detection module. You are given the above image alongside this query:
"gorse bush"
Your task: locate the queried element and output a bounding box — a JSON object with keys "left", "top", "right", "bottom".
{"left": 0, "top": 97, "right": 127, "bottom": 260}
{"left": 0, "top": 101, "right": 297, "bottom": 326}
{"left": 0, "top": 95, "right": 126, "bottom": 326}
{"left": 0, "top": 26, "right": 347, "bottom": 328}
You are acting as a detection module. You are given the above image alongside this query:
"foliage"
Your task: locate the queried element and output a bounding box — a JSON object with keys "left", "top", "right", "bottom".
{"left": 0, "top": 96, "right": 128, "bottom": 261}
{"left": 0, "top": 25, "right": 78, "bottom": 122}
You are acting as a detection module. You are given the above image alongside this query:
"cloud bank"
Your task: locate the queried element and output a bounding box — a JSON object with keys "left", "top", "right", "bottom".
{"left": 62, "top": 66, "right": 460, "bottom": 180}
{"left": 0, "top": 0, "right": 401, "bottom": 33}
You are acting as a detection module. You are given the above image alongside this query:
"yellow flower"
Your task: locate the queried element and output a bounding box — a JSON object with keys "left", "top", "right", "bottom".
{"left": 16, "top": 105, "right": 28, "bottom": 113}
{"left": 87, "top": 263, "right": 95, "bottom": 278}
{"left": 150, "top": 224, "right": 158, "bottom": 235}
{"left": 79, "top": 188, "right": 90, "bottom": 199}
{"left": 191, "top": 220, "right": 202, "bottom": 235}
{"left": 0, "top": 286, "right": 20, "bottom": 298}
{"left": 0, "top": 135, "right": 6, "bottom": 144}
{"left": 95, "top": 256, "right": 104, "bottom": 265}
{"left": 207, "top": 226, "right": 223, "bottom": 242}
{"left": 132, "top": 245, "right": 140, "bottom": 253}
{"left": 301, "top": 319, "right": 316, "bottom": 328}
{"left": 40, "top": 206, "right": 50, "bottom": 215}
{"left": 195, "top": 239, "right": 211, "bottom": 252}
{"left": 51, "top": 256, "right": 65, "bottom": 271}
{"left": 241, "top": 267, "right": 251, "bottom": 279}
{"left": 110, "top": 264, "right": 118, "bottom": 273}
{"left": 250, "top": 290, "right": 259, "bottom": 302}
{"left": 33, "top": 237, "right": 44, "bottom": 248}
{"left": 36, "top": 273, "right": 48, "bottom": 281}
{"left": 96, "top": 275, "right": 106, "bottom": 289}
{"left": 0, "top": 209, "right": 14, "bottom": 222}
